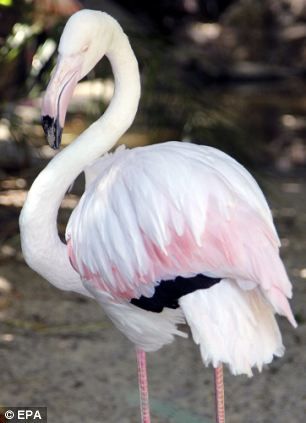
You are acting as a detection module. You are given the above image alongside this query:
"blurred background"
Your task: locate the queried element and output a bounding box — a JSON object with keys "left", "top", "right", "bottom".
{"left": 0, "top": 0, "right": 305, "bottom": 422}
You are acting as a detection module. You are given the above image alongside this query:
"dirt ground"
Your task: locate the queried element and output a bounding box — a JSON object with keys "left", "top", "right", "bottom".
{"left": 0, "top": 169, "right": 305, "bottom": 423}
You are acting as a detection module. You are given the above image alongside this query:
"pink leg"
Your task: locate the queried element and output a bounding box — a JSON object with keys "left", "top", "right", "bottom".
{"left": 214, "top": 365, "right": 225, "bottom": 423}
{"left": 136, "top": 348, "right": 151, "bottom": 423}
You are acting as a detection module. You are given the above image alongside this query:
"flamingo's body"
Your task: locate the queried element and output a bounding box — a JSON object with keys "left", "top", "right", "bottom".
{"left": 66, "top": 140, "right": 294, "bottom": 374}
{"left": 20, "top": 9, "right": 296, "bottom": 422}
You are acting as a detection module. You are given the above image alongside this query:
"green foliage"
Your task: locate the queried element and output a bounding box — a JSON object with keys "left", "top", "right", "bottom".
{"left": 0, "top": 0, "right": 13, "bottom": 6}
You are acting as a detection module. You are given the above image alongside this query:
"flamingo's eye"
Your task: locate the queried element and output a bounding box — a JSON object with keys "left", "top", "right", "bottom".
{"left": 82, "top": 45, "right": 89, "bottom": 52}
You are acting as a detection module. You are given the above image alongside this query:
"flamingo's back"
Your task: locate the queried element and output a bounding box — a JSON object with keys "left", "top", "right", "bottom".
{"left": 66, "top": 141, "right": 296, "bottom": 375}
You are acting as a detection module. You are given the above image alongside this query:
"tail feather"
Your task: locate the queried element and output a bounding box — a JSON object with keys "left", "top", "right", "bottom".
{"left": 264, "top": 285, "right": 297, "bottom": 328}
{"left": 179, "top": 279, "right": 285, "bottom": 376}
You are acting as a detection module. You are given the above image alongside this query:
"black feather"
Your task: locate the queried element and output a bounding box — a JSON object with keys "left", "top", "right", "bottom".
{"left": 131, "top": 274, "right": 221, "bottom": 312}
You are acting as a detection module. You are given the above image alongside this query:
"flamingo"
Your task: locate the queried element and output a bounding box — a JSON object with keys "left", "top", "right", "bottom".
{"left": 19, "top": 9, "right": 297, "bottom": 423}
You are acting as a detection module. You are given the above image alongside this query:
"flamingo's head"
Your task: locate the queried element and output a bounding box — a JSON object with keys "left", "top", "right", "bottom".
{"left": 42, "top": 10, "right": 119, "bottom": 149}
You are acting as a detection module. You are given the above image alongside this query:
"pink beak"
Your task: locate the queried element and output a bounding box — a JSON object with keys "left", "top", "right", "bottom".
{"left": 41, "top": 54, "right": 82, "bottom": 149}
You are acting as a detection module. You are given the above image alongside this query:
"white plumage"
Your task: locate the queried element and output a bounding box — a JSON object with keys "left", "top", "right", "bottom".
{"left": 64, "top": 141, "right": 295, "bottom": 372}
{"left": 19, "top": 9, "right": 296, "bottom": 422}
{"left": 180, "top": 280, "right": 284, "bottom": 376}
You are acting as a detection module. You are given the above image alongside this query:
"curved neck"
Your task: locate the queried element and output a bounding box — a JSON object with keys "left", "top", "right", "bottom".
{"left": 20, "top": 32, "right": 140, "bottom": 295}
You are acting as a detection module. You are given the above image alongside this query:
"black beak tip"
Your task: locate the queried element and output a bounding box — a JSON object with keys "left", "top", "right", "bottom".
{"left": 41, "top": 115, "right": 63, "bottom": 150}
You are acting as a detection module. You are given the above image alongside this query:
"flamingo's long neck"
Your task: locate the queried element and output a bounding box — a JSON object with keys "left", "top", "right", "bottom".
{"left": 19, "top": 30, "right": 140, "bottom": 295}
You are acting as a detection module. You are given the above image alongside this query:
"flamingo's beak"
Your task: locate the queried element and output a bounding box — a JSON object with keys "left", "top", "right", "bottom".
{"left": 41, "top": 54, "right": 81, "bottom": 149}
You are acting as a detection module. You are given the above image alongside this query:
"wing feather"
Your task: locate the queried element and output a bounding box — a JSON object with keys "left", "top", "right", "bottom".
{"left": 66, "top": 141, "right": 294, "bottom": 324}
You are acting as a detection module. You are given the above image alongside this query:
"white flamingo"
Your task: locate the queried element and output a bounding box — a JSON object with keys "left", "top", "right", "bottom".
{"left": 19, "top": 10, "right": 297, "bottom": 423}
